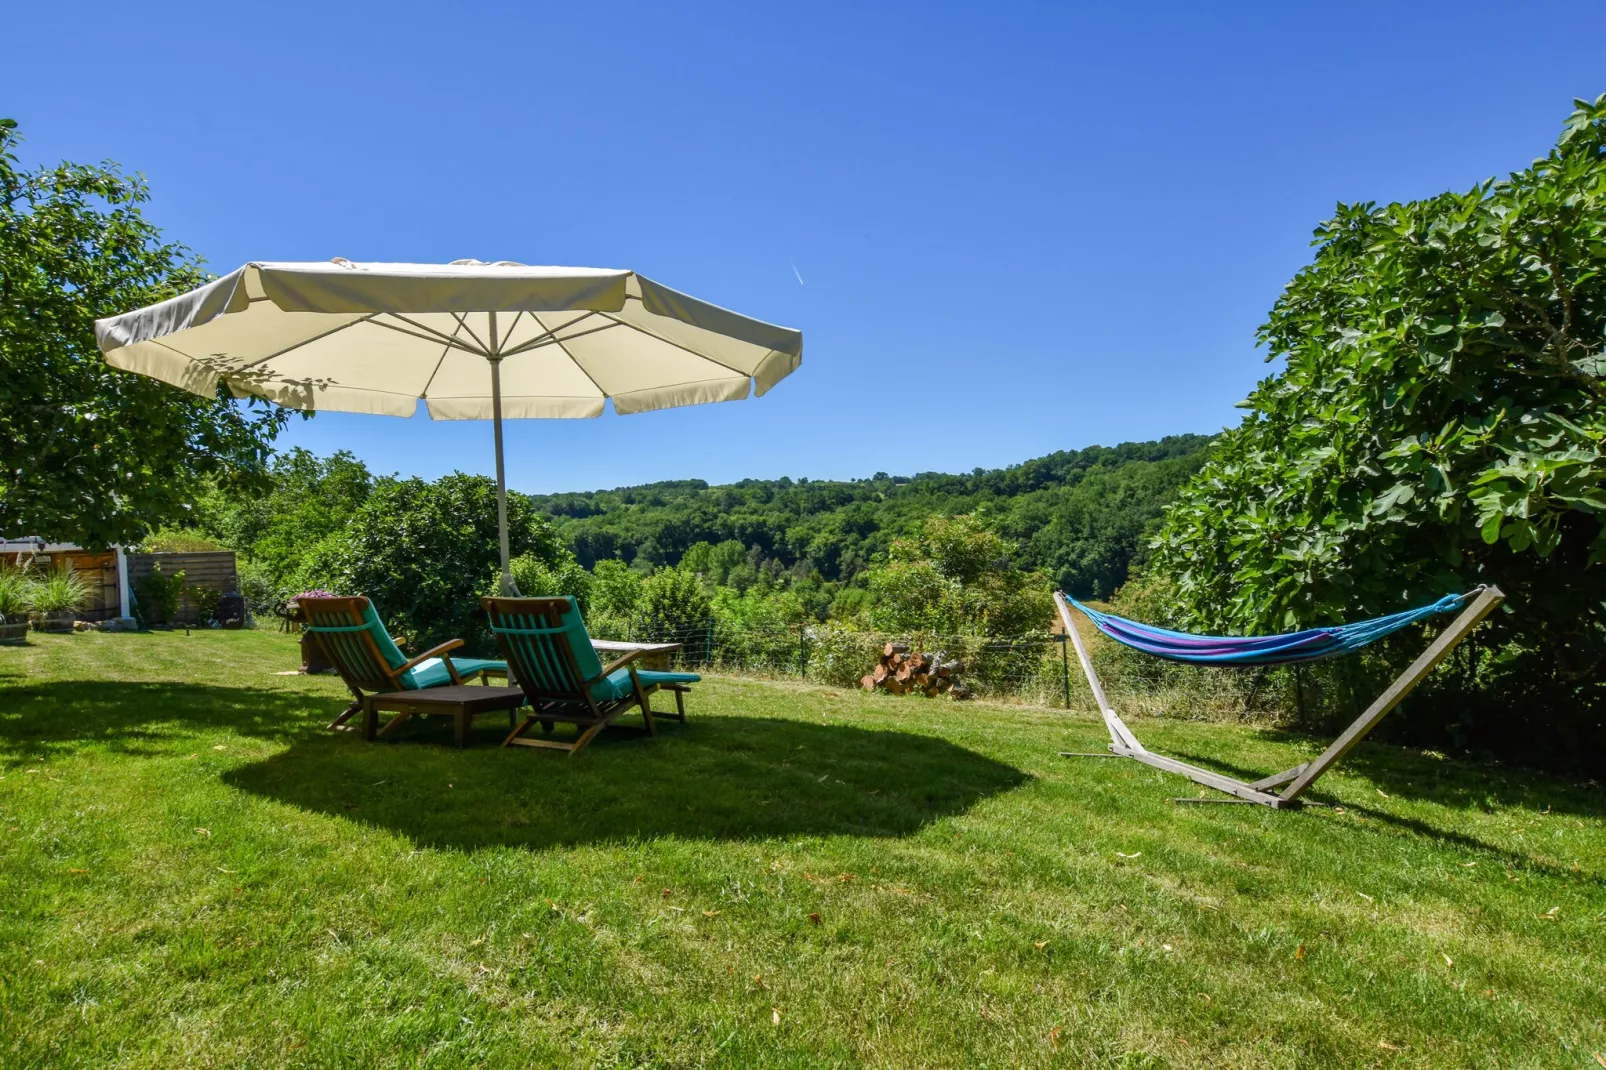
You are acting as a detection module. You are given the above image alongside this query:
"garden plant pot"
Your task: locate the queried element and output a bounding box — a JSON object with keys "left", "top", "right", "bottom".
{"left": 0, "top": 619, "right": 28, "bottom": 645}
{"left": 33, "top": 611, "right": 76, "bottom": 634}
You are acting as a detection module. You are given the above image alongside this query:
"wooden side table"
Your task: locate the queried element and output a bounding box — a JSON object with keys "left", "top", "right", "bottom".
{"left": 364, "top": 685, "right": 527, "bottom": 748}
{"left": 588, "top": 640, "right": 685, "bottom": 672}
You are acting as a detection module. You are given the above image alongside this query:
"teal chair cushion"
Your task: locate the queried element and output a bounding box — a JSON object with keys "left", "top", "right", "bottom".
{"left": 597, "top": 667, "right": 702, "bottom": 702}
{"left": 404, "top": 656, "right": 509, "bottom": 690}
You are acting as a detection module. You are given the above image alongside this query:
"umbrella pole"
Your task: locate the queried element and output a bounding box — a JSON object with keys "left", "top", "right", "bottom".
{"left": 488, "top": 352, "right": 516, "bottom": 596}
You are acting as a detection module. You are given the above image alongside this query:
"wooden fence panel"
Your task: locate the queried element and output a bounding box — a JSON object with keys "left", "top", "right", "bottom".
{"left": 125, "top": 552, "right": 239, "bottom": 624}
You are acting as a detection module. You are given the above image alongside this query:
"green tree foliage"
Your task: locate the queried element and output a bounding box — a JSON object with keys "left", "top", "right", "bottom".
{"left": 502, "top": 552, "right": 594, "bottom": 613}
{"left": 189, "top": 448, "right": 373, "bottom": 593}
{"left": 298, "top": 473, "right": 569, "bottom": 653}
{"left": 0, "top": 119, "right": 290, "bottom": 547}
{"left": 1152, "top": 96, "right": 1606, "bottom": 770}
{"left": 640, "top": 566, "right": 713, "bottom": 642}
{"left": 864, "top": 515, "right": 1052, "bottom": 637}
{"left": 535, "top": 436, "right": 1211, "bottom": 601}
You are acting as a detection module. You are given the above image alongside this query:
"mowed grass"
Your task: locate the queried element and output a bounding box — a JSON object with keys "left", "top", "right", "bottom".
{"left": 0, "top": 631, "right": 1602, "bottom": 1068}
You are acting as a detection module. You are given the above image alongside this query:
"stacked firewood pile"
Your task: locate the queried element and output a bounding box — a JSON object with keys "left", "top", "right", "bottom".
{"left": 860, "top": 642, "right": 973, "bottom": 700}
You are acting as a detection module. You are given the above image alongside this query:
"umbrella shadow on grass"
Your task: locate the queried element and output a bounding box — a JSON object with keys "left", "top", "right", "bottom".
{"left": 223, "top": 713, "right": 1031, "bottom": 850}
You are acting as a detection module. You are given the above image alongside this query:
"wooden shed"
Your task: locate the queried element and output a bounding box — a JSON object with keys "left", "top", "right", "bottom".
{"left": 0, "top": 540, "right": 239, "bottom": 625}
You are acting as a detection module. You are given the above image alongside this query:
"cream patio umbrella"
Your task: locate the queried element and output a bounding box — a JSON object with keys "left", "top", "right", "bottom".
{"left": 95, "top": 259, "right": 803, "bottom": 592}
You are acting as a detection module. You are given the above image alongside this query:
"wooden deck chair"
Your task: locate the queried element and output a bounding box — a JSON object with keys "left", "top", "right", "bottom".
{"left": 299, "top": 595, "right": 511, "bottom": 735}
{"left": 482, "top": 596, "right": 701, "bottom": 755}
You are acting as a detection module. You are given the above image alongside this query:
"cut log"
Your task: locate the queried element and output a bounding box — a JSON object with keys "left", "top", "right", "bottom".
{"left": 884, "top": 641, "right": 910, "bottom": 658}
{"left": 895, "top": 663, "right": 913, "bottom": 683}
{"left": 860, "top": 674, "right": 877, "bottom": 692}
{"left": 906, "top": 652, "right": 929, "bottom": 674}
{"left": 872, "top": 663, "right": 890, "bottom": 684}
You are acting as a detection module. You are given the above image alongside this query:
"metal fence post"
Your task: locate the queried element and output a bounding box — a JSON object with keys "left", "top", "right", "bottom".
{"left": 1057, "top": 632, "right": 1071, "bottom": 709}
{"left": 799, "top": 624, "right": 808, "bottom": 680}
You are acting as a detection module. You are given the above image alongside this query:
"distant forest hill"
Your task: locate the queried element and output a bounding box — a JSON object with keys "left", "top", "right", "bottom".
{"left": 531, "top": 434, "right": 1215, "bottom": 599}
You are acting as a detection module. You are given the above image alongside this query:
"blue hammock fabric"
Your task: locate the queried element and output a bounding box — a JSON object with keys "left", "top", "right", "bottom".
{"left": 1067, "top": 591, "right": 1476, "bottom": 667}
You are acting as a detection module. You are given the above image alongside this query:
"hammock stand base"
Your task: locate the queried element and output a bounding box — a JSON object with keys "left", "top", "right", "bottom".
{"left": 1053, "top": 587, "right": 1505, "bottom": 809}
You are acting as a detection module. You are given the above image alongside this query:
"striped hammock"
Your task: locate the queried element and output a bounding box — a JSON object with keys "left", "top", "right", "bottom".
{"left": 1066, "top": 590, "right": 1479, "bottom": 667}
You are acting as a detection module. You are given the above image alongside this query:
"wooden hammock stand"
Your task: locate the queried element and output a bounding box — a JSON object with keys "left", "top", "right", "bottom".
{"left": 1053, "top": 587, "right": 1505, "bottom": 808}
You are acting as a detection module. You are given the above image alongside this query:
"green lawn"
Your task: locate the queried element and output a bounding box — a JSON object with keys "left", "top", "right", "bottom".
{"left": 1, "top": 630, "right": 1602, "bottom": 1068}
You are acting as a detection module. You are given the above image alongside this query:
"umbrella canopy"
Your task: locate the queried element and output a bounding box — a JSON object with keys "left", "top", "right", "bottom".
{"left": 95, "top": 259, "right": 803, "bottom": 590}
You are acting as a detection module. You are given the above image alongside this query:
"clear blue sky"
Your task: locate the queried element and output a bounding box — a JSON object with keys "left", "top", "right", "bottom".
{"left": 7, "top": 2, "right": 1604, "bottom": 493}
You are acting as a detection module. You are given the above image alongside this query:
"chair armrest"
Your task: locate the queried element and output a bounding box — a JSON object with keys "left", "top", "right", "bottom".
{"left": 396, "top": 638, "right": 465, "bottom": 675}
{"left": 597, "top": 647, "right": 651, "bottom": 678}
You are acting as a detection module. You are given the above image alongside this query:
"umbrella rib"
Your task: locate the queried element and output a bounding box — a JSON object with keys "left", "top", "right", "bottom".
{"left": 540, "top": 313, "right": 612, "bottom": 401}
{"left": 378, "top": 314, "right": 489, "bottom": 356}
{"left": 497, "top": 313, "right": 617, "bottom": 358}
{"left": 417, "top": 316, "right": 473, "bottom": 401}
{"left": 594, "top": 311, "right": 755, "bottom": 379}
{"left": 229, "top": 313, "right": 381, "bottom": 372}
{"left": 451, "top": 312, "right": 493, "bottom": 356}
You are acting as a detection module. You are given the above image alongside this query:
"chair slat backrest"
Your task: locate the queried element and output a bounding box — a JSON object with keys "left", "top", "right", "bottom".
{"left": 482, "top": 596, "right": 604, "bottom": 703}
{"left": 299, "top": 596, "right": 408, "bottom": 693}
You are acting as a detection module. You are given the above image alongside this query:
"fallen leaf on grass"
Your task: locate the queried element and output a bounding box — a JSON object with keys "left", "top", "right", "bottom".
{"left": 1378, "top": 1040, "right": 1402, "bottom": 1051}
{"left": 771, "top": 1007, "right": 781, "bottom": 1025}
{"left": 807, "top": 912, "right": 821, "bottom": 925}
{"left": 660, "top": 888, "right": 672, "bottom": 899}
{"left": 67, "top": 868, "right": 88, "bottom": 875}
{"left": 1460, "top": 861, "right": 1477, "bottom": 868}
{"left": 185, "top": 754, "right": 199, "bottom": 761}
{"left": 212, "top": 745, "right": 226, "bottom": 751}
{"left": 1049, "top": 1025, "right": 1062, "bottom": 1050}
{"left": 703, "top": 909, "right": 722, "bottom": 918}
{"left": 1591, "top": 1052, "right": 1605, "bottom": 1068}
{"left": 1114, "top": 851, "right": 1142, "bottom": 859}
{"left": 752, "top": 974, "right": 765, "bottom": 990}
{"left": 1356, "top": 891, "right": 1373, "bottom": 902}
{"left": 1295, "top": 945, "right": 1307, "bottom": 961}
{"left": 1540, "top": 906, "right": 1560, "bottom": 920}
{"left": 1442, "top": 953, "right": 1453, "bottom": 967}
{"left": 1033, "top": 941, "right": 1048, "bottom": 949}
{"left": 1376, "top": 789, "right": 1389, "bottom": 799}
{"left": 194, "top": 828, "right": 211, "bottom": 838}
{"left": 1333, "top": 806, "right": 1345, "bottom": 814}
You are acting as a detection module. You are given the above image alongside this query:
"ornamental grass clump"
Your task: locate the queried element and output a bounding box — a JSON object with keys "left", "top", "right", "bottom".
{"left": 28, "top": 569, "right": 88, "bottom": 614}
{"left": 0, "top": 566, "right": 38, "bottom": 624}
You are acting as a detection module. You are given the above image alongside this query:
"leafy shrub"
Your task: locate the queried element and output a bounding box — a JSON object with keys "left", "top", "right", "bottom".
{"left": 500, "top": 552, "right": 593, "bottom": 612}
{"left": 585, "top": 559, "right": 645, "bottom": 638}
{"left": 235, "top": 558, "right": 280, "bottom": 617}
{"left": 191, "top": 585, "right": 223, "bottom": 623}
{"left": 137, "top": 564, "right": 185, "bottom": 624}
{"left": 640, "top": 567, "right": 712, "bottom": 644}
{"left": 864, "top": 515, "right": 1052, "bottom": 637}
{"left": 298, "top": 473, "right": 569, "bottom": 654}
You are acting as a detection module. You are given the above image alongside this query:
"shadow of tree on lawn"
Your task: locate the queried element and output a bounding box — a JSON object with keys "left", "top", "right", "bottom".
{"left": 0, "top": 680, "right": 1030, "bottom": 850}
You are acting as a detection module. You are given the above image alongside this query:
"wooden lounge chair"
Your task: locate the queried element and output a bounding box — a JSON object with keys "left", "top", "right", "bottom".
{"left": 482, "top": 595, "right": 700, "bottom": 755}
{"left": 299, "top": 595, "right": 513, "bottom": 737}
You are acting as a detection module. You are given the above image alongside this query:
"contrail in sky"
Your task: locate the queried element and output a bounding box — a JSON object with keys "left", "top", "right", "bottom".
{"left": 790, "top": 261, "right": 805, "bottom": 286}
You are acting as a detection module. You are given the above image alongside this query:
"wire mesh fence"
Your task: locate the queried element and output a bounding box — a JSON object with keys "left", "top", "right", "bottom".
{"left": 587, "top": 617, "right": 1081, "bottom": 707}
